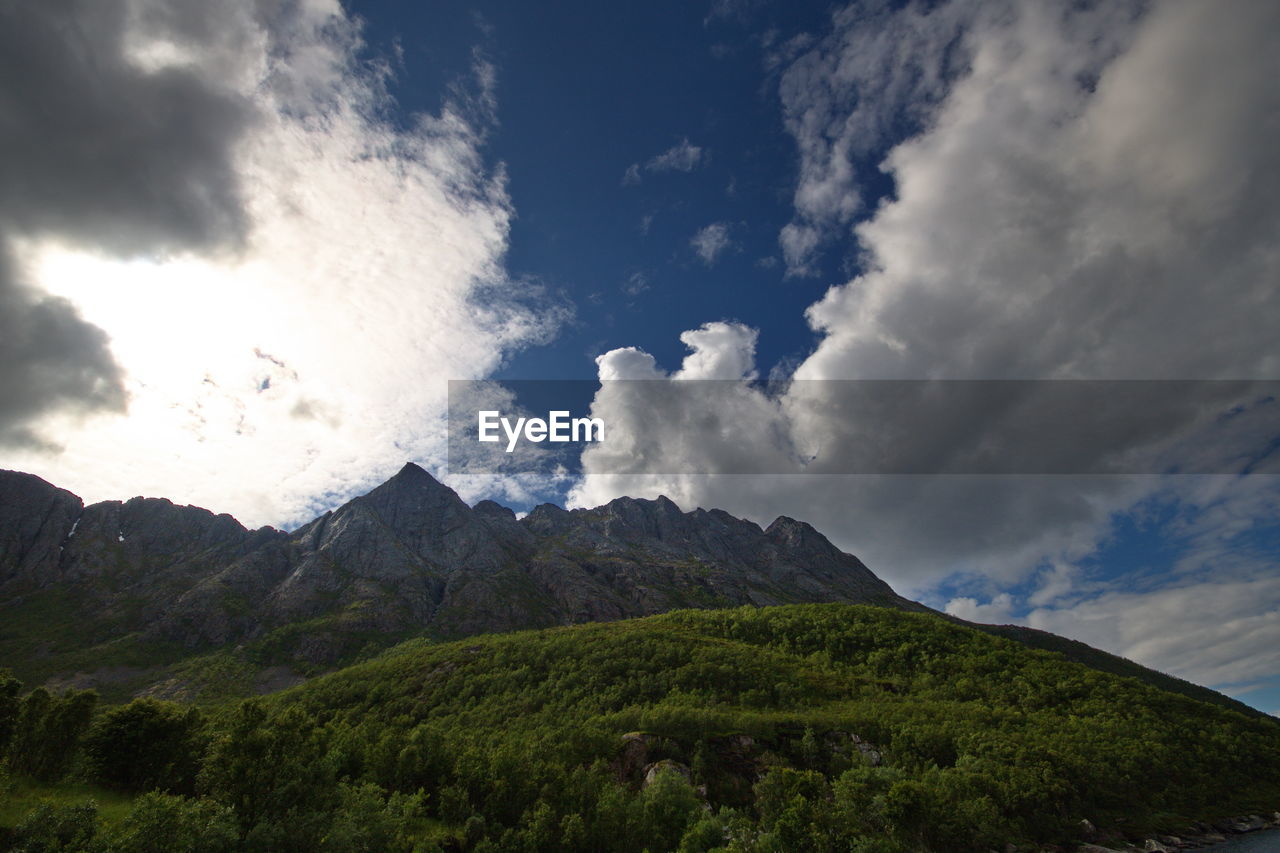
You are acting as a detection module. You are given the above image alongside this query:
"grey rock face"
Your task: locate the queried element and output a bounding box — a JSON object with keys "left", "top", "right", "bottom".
{"left": 0, "top": 470, "right": 82, "bottom": 589}
{"left": 0, "top": 470, "right": 269, "bottom": 599}
{"left": 0, "top": 464, "right": 912, "bottom": 669}
{"left": 0, "top": 465, "right": 1260, "bottom": 720}
{"left": 60, "top": 495, "right": 260, "bottom": 587}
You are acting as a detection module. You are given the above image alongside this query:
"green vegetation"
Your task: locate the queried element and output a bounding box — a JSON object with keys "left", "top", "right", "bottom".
{"left": 2, "top": 604, "right": 1278, "bottom": 851}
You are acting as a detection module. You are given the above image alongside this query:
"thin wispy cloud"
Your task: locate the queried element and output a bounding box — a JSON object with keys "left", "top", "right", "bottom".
{"left": 691, "top": 222, "right": 732, "bottom": 265}
{"left": 622, "top": 138, "right": 708, "bottom": 185}
{"left": 622, "top": 271, "right": 650, "bottom": 296}
{"left": 649, "top": 139, "right": 706, "bottom": 172}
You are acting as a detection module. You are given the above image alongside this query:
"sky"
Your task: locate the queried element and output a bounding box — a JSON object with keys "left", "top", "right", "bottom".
{"left": 1, "top": 0, "right": 1278, "bottom": 713}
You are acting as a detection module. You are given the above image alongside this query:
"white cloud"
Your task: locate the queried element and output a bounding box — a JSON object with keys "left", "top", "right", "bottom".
{"left": 3, "top": 0, "right": 563, "bottom": 528}
{"left": 622, "top": 271, "right": 650, "bottom": 297}
{"left": 649, "top": 139, "right": 706, "bottom": 173}
{"left": 1025, "top": 561, "right": 1086, "bottom": 608}
{"left": 1027, "top": 572, "right": 1280, "bottom": 690}
{"left": 775, "top": 0, "right": 987, "bottom": 275}
{"left": 622, "top": 138, "right": 707, "bottom": 185}
{"left": 571, "top": 0, "right": 1280, "bottom": 694}
{"left": 570, "top": 323, "right": 802, "bottom": 506}
{"left": 778, "top": 223, "right": 819, "bottom": 276}
{"left": 674, "top": 322, "right": 758, "bottom": 381}
{"left": 946, "top": 544, "right": 1280, "bottom": 691}
{"left": 580, "top": 0, "right": 1280, "bottom": 569}
{"left": 691, "top": 222, "right": 733, "bottom": 265}
{"left": 947, "top": 475, "right": 1280, "bottom": 694}
{"left": 945, "top": 593, "right": 1015, "bottom": 624}
{"left": 797, "top": 0, "right": 1279, "bottom": 382}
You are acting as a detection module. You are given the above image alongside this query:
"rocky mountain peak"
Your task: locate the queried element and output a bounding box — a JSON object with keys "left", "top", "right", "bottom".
{"left": 473, "top": 499, "right": 516, "bottom": 520}
{"left": 362, "top": 461, "right": 452, "bottom": 506}
{"left": 593, "top": 494, "right": 687, "bottom": 535}
{"left": 391, "top": 460, "right": 434, "bottom": 483}
{"left": 350, "top": 462, "right": 473, "bottom": 539}
{"left": 0, "top": 470, "right": 83, "bottom": 589}
{"left": 765, "top": 515, "right": 838, "bottom": 555}
{"left": 522, "top": 502, "right": 575, "bottom": 536}
{"left": 653, "top": 494, "right": 680, "bottom": 512}
{"left": 1, "top": 464, "right": 916, "bottom": 672}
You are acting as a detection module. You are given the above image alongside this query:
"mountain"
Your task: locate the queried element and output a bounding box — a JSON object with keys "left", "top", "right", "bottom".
{"left": 5, "top": 465, "right": 1280, "bottom": 851}
{"left": 0, "top": 465, "right": 1256, "bottom": 717}
{"left": 0, "top": 464, "right": 911, "bottom": 697}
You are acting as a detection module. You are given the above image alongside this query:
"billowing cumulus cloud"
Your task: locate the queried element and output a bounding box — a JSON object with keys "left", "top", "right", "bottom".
{"left": 0, "top": 0, "right": 564, "bottom": 527}
{"left": 572, "top": 0, "right": 1280, "bottom": 695}
{"left": 795, "top": 0, "right": 1279, "bottom": 382}
{"left": 775, "top": 0, "right": 990, "bottom": 276}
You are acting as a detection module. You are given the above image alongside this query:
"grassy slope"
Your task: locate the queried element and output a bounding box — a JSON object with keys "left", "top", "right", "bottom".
{"left": 270, "top": 603, "right": 1280, "bottom": 843}
{"left": 976, "top": 622, "right": 1263, "bottom": 718}
{"left": 4, "top": 603, "right": 1278, "bottom": 850}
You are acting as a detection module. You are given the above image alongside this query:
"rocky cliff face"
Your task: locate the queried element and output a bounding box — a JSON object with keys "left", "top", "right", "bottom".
{"left": 0, "top": 464, "right": 1256, "bottom": 718}
{"left": 0, "top": 464, "right": 917, "bottom": 674}
{"left": 0, "top": 471, "right": 82, "bottom": 590}
{"left": 0, "top": 470, "right": 272, "bottom": 598}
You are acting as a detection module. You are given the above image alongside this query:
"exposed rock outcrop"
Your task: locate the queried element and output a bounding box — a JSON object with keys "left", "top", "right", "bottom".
{"left": 0, "top": 464, "right": 1266, "bottom": 723}
{"left": 0, "top": 464, "right": 918, "bottom": 673}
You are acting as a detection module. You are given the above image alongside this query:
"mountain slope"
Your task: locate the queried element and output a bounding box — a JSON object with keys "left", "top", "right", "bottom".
{"left": 242, "top": 604, "right": 1280, "bottom": 850}
{"left": 0, "top": 465, "right": 914, "bottom": 697}
{"left": 6, "top": 603, "right": 1278, "bottom": 851}
{"left": 0, "top": 465, "right": 1259, "bottom": 718}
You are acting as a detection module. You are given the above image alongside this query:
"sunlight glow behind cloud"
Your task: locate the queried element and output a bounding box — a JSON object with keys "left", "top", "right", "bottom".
{"left": 3, "top": 0, "right": 561, "bottom": 528}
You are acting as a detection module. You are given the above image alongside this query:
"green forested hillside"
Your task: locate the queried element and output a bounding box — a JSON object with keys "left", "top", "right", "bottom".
{"left": 2, "top": 604, "right": 1278, "bottom": 852}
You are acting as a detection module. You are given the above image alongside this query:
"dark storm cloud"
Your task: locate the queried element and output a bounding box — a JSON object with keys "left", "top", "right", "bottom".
{"left": 0, "top": 0, "right": 259, "bottom": 447}
{"left": 0, "top": 0, "right": 254, "bottom": 251}
{"left": 0, "top": 250, "right": 126, "bottom": 449}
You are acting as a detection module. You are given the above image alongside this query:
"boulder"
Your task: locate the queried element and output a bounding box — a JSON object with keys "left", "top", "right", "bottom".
{"left": 643, "top": 759, "right": 691, "bottom": 788}
{"left": 1231, "top": 815, "right": 1266, "bottom": 832}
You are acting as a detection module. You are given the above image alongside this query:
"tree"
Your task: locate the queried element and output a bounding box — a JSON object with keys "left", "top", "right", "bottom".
{"left": 83, "top": 699, "right": 205, "bottom": 794}
{"left": 7, "top": 688, "right": 97, "bottom": 783}
{"left": 0, "top": 669, "right": 21, "bottom": 756}
{"left": 633, "top": 768, "right": 702, "bottom": 853}
{"left": 199, "top": 701, "right": 339, "bottom": 851}
{"left": 9, "top": 801, "right": 99, "bottom": 852}
{"left": 100, "top": 791, "right": 237, "bottom": 853}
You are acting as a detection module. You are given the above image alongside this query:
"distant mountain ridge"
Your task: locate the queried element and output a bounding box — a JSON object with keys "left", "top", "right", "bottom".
{"left": 0, "top": 464, "right": 1257, "bottom": 716}
{"left": 0, "top": 464, "right": 910, "bottom": 689}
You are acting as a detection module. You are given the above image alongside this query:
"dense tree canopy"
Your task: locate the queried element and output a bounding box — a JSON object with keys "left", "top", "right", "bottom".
{"left": 2, "top": 605, "right": 1278, "bottom": 851}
